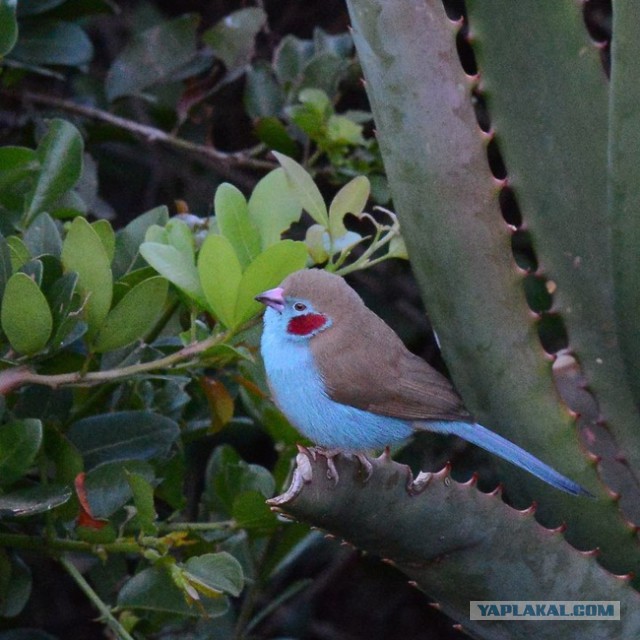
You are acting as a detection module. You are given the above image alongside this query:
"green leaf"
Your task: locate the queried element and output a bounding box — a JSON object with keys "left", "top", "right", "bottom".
{"left": 299, "top": 87, "right": 332, "bottom": 116}
{"left": 326, "top": 114, "right": 365, "bottom": 145}
{"left": 328, "top": 175, "right": 370, "bottom": 238}
{"left": 117, "top": 565, "right": 229, "bottom": 617}
{"left": 140, "top": 242, "right": 205, "bottom": 307}
{"left": 25, "top": 119, "right": 84, "bottom": 226}
{"left": 91, "top": 219, "right": 115, "bottom": 262}
{"left": 272, "top": 152, "right": 329, "bottom": 226}
{"left": 248, "top": 168, "right": 303, "bottom": 248}
{"left": 244, "top": 63, "right": 286, "bottom": 119}
{"left": 254, "top": 117, "right": 298, "bottom": 156}
{"left": 6, "top": 236, "right": 30, "bottom": 272}
{"left": 67, "top": 411, "right": 180, "bottom": 471}
{"left": 44, "top": 425, "right": 83, "bottom": 485}
{"left": 304, "top": 224, "right": 329, "bottom": 263}
{"left": 166, "top": 219, "right": 195, "bottom": 262}
{"left": 234, "top": 240, "right": 308, "bottom": 326}
{"left": 113, "top": 205, "right": 169, "bottom": 278}
{"left": 22, "top": 213, "right": 62, "bottom": 258}
{"left": 9, "top": 19, "right": 93, "bottom": 66}
{"left": 94, "top": 276, "right": 168, "bottom": 352}
{"left": 105, "top": 14, "right": 200, "bottom": 101}
{"left": 83, "top": 460, "right": 154, "bottom": 518}
{"left": 183, "top": 552, "right": 244, "bottom": 597}
{"left": 232, "top": 491, "right": 278, "bottom": 534}
{"left": 0, "top": 147, "right": 38, "bottom": 212}
{"left": 288, "top": 103, "right": 326, "bottom": 139}
{"left": 61, "top": 217, "right": 112, "bottom": 338}
{"left": 126, "top": 472, "right": 157, "bottom": 534}
{"left": 0, "top": 235, "right": 13, "bottom": 303}
{"left": 1, "top": 273, "right": 53, "bottom": 354}
{"left": 47, "top": 271, "right": 82, "bottom": 349}
{"left": 202, "top": 7, "right": 266, "bottom": 71}
{"left": 0, "top": 0, "right": 18, "bottom": 57}
{"left": 215, "top": 183, "right": 261, "bottom": 268}
{"left": 0, "top": 484, "right": 72, "bottom": 518}
{"left": 300, "top": 52, "right": 348, "bottom": 96}
{"left": 0, "top": 553, "right": 31, "bottom": 618}
{"left": 203, "top": 445, "right": 275, "bottom": 518}
{"left": 313, "top": 28, "right": 354, "bottom": 58}
{"left": 274, "top": 34, "right": 314, "bottom": 86}
{"left": 197, "top": 234, "right": 242, "bottom": 328}
{"left": 0, "top": 419, "right": 43, "bottom": 487}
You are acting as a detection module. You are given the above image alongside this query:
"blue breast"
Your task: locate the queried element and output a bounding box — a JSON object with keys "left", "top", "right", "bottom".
{"left": 261, "top": 310, "right": 413, "bottom": 451}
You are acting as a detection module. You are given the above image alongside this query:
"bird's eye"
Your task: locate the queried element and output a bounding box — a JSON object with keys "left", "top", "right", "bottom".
{"left": 293, "top": 302, "right": 307, "bottom": 312}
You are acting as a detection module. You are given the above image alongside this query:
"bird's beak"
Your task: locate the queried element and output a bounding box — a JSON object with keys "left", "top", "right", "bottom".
{"left": 255, "top": 287, "right": 285, "bottom": 313}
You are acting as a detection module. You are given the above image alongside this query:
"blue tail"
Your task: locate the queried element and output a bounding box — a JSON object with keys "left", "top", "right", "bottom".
{"left": 425, "top": 421, "right": 591, "bottom": 497}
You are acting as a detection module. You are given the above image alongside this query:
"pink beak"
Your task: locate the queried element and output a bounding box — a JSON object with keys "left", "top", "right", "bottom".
{"left": 255, "top": 287, "right": 285, "bottom": 313}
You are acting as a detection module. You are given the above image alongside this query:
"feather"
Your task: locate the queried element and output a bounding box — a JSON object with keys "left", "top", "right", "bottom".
{"left": 282, "top": 269, "right": 471, "bottom": 422}
{"left": 424, "top": 421, "right": 592, "bottom": 496}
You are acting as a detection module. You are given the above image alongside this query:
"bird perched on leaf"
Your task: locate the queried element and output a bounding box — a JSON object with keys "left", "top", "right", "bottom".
{"left": 256, "top": 269, "right": 588, "bottom": 496}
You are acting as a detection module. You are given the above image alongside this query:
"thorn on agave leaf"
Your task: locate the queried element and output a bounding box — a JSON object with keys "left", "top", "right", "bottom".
{"left": 489, "top": 483, "right": 504, "bottom": 497}
{"left": 519, "top": 502, "right": 537, "bottom": 516}
{"left": 613, "top": 572, "right": 634, "bottom": 582}
{"left": 463, "top": 472, "right": 479, "bottom": 487}
{"left": 548, "top": 522, "right": 568, "bottom": 534}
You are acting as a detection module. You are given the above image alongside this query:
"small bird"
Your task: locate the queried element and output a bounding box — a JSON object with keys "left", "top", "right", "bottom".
{"left": 256, "top": 269, "right": 588, "bottom": 496}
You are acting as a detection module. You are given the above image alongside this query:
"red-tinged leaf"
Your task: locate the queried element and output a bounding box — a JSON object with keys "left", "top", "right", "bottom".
{"left": 74, "top": 472, "right": 107, "bottom": 530}
{"left": 176, "top": 65, "right": 224, "bottom": 124}
{"left": 200, "top": 377, "right": 234, "bottom": 433}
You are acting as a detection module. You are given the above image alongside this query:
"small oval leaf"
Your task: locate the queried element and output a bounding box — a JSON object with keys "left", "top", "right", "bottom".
{"left": 248, "top": 168, "right": 303, "bottom": 248}
{"left": 0, "top": 419, "right": 43, "bottom": 487}
{"left": 234, "top": 240, "right": 308, "bottom": 326}
{"left": 1, "top": 273, "right": 53, "bottom": 354}
{"left": 140, "top": 242, "right": 205, "bottom": 307}
{"left": 197, "top": 234, "right": 242, "bottom": 328}
{"left": 61, "top": 217, "right": 113, "bottom": 338}
{"left": 215, "top": 183, "right": 261, "bottom": 267}
{"left": 272, "top": 152, "right": 329, "bottom": 226}
{"left": 94, "top": 276, "right": 168, "bottom": 352}
{"left": 328, "top": 175, "right": 370, "bottom": 238}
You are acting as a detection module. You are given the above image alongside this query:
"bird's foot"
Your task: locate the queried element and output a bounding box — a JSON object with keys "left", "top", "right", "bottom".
{"left": 267, "top": 446, "right": 314, "bottom": 506}
{"left": 310, "top": 448, "right": 374, "bottom": 484}
{"left": 353, "top": 453, "right": 373, "bottom": 482}
{"left": 408, "top": 470, "right": 433, "bottom": 496}
{"left": 313, "top": 447, "right": 341, "bottom": 484}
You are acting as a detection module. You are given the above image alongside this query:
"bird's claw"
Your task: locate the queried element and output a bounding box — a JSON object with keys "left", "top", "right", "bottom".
{"left": 354, "top": 453, "right": 373, "bottom": 482}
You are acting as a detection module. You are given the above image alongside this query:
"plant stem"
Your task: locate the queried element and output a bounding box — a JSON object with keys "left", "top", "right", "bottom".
{"left": 3, "top": 89, "right": 276, "bottom": 179}
{"left": 0, "top": 315, "right": 261, "bottom": 395}
{"left": 158, "top": 520, "right": 236, "bottom": 533}
{"left": 0, "top": 532, "right": 142, "bottom": 555}
{"left": 60, "top": 556, "right": 136, "bottom": 640}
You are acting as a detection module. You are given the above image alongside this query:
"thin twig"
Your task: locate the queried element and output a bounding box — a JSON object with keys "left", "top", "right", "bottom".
{"left": 3, "top": 89, "right": 277, "bottom": 178}
{"left": 60, "top": 556, "right": 137, "bottom": 640}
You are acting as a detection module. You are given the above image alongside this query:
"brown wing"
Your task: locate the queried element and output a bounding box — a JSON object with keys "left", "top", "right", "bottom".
{"left": 310, "top": 303, "right": 471, "bottom": 422}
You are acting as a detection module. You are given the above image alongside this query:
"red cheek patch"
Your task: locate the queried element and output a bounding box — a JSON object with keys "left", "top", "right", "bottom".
{"left": 287, "top": 313, "right": 328, "bottom": 336}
